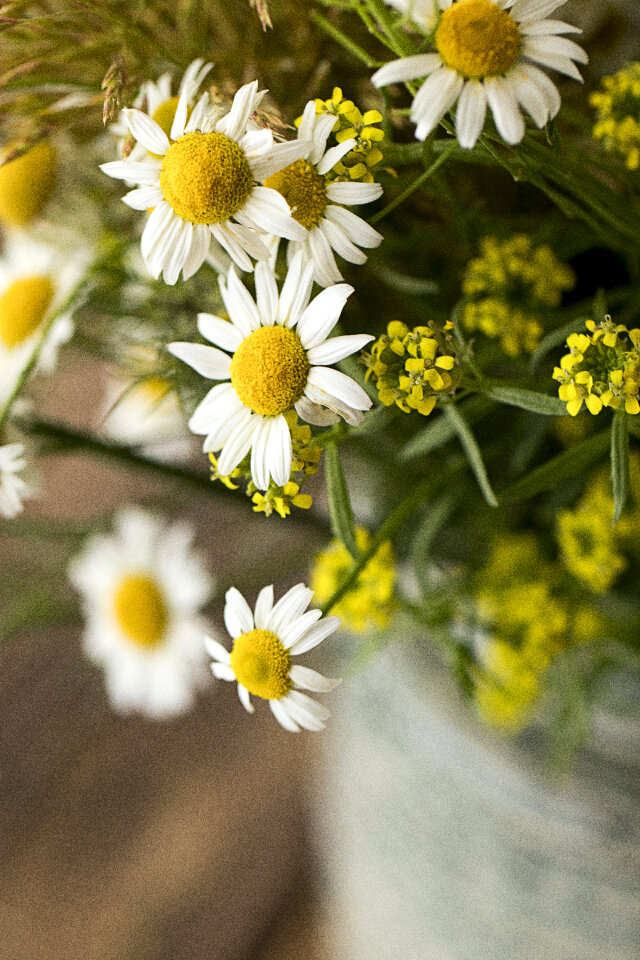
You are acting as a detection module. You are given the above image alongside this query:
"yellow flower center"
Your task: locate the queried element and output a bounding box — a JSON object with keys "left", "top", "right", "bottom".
{"left": 0, "top": 140, "right": 57, "bottom": 227}
{"left": 230, "top": 325, "right": 310, "bottom": 416}
{"left": 112, "top": 573, "right": 168, "bottom": 648}
{"left": 0, "top": 275, "right": 54, "bottom": 347}
{"left": 137, "top": 376, "right": 173, "bottom": 403}
{"left": 230, "top": 628, "right": 292, "bottom": 700}
{"left": 159, "top": 131, "right": 253, "bottom": 224}
{"left": 435, "top": 0, "right": 521, "bottom": 80}
{"left": 264, "top": 159, "right": 327, "bottom": 229}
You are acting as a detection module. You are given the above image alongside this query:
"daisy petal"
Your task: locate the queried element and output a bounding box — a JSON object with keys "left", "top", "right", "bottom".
{"left": 290, "top": 664, "right": 341, "bottom": 693}
{"left": 319, "top": 219, "right": 368, "bottom": 265}
{"left": 182, "top": 222, "right": 211, "bottom": 280}
{"left": 317, "top": 138, "right": 357, "bottom": 177}
{"left": 455, "top": 80, "right": 487, "bottom": 149}
{"left": 250, "top": 417, "right": 274, "bottom": 491}
{"left": 411, "top": 68, "right": 464, "bottom": 140}
{"left": 254, "top": 584, "right": 274, "bottom": 630}
{"left": 372, "top": 53, "right": 442, "bottom": 87}
{"left": 100, "top": 160, "right": 161, "bottom": 185}
{"left": 254, "top": 261, "right": 278, "bottom": 325}
{"left": 277, "top": 252, "right": 314, "bottom": 327}
{"left": 325, "top": 181, "right": 383, "bottom": 205}
{"left": 266, "top": 414, "right": 293, "bottom": 488}
{"left": 270, "top": 698, "right": 301, "bottom": 732}
{"left": 220, "top": 267, "right": 261, "bottom": 333}
{"left": 324, "top": 206, "right": 383, "bottom": 248}
{"left": 484, "top": 76, "right": 526, "bottom": 145}
{"left": 307, "top": 366, "right": 371, "bottom": 412}
{"left": 211, "top": 662, "right": 236, "bottom": 681}
{"left": 238, "top": 683, "right": 255, "bottom": 713}
{"left": 296, "top": 283, "right": 353, "bottom": 349}
{"left": 170, "top": 90, "right": 189, "bottom": 140}
{"left": 167, "top": 342, "right": 231, "bottom": 379}
{"left": 279, "top": 608, "right": 323, "bottom": 649}
{"left": 198, "top": 313, "right": 243, "bottom": 352}
{"left": 308, "top": 228, "right": 343, "bottom": 287}
{"left": 249, "top": 138, "right": 311, "bottom": 180}
{"left": 295, "top": 395, "right": 340, "bottom": 427}
{"left": 122, "top": 185, "right": 164, "bottom": 210}
{"left": 281, "top": 690, "right": 330, "bottom": 731}
{"left": 224, "top": 586, "right": 254, "bottom": 637}
{"left": 268, "top": 583, "right": 314, "bottom": 635}
{"left": 217, "top": 415, "right": 259, "bottom": 476}
{"left": 209, "top": 223, "right": 254, "bottom": 272}
{"left": 204, "top": 635, "right": 231, "bottom": 663}
{"left": 288, "top": 616, "right": 341, "bottom": 655}
{"left": 238, "top": 186, "right": 307, "bottom": 241}
{"left": 124, "top": 108, "right": 170, "bottom": 154}
{"left": 307, "top": 333, "right": 374, "bottom": 366}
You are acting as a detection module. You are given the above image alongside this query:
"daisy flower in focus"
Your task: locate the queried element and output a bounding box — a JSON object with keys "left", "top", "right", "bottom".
{"left": 110, "top": 58, "right": 214, "bottom": 161}
{"left": 69, "top": 507, "right": 215, "bottom": 719}
{"left": 168, "top": 254, "right": 373, "bottom": 490}
{"left": 100, "top": 79, "right": 310, "bottom": 283}
{"left": 0, "top": 442, "right": 29, "bottom": 518}
{"left": 372, "top": 0, "right": 588, "bottom": 148}
{"left": 265, "top": 100, "right": 383, "bottom": 286}
{"left": 0, "top": 233, "right": 90, "bottom": 401}
{"left": 206, "top": 583, "right": 341, "bottom": 732}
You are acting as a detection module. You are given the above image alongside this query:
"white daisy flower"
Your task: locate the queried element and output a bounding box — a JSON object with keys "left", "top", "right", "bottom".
{"left": 206, "top": 583, "right": 341, "bottom": 732}
{"left": 100, "top": 79, "right": 311, "bottom": 284}
{"left": 384, "top": 0, "right": 439, "bottom": 32}
{"left": 101, "top": 374, "right": 192, "bottom": 464}
{"left": 69, "top": 507, "right": 215, "bottom": 719}
{"left": 0, "top": 442, "right": 29, "bottom": 518}
{"left": 168, "top": 254, "right": 374, "bottom": 490}
{"left": 110, "top": 57, "right": 214, "bottom": 162}
{"left": 265, "top": 100, "right": 384, "bottom": 287}
{"left": 372, "top": 0, "right": 588, "bottom": 148}
{"left": 0, "top": 232, "right": 90, "bottom": 403}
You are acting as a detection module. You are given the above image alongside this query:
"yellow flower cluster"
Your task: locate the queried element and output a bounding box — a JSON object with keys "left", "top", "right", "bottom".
{"left": 461, "top": 235, "right": 575, "bottom": 357}
{"left": 209, "top": 412, "right": 322, "bottom": 518}
{"left": 590, "top": 63, "right": 640, "bottom": 171}
{"left": 312, "top": 87, "right": 384, "bottom": 183}
{"left": 553, "top": 316, "right": 640, "bottom": 416}
{"left": 310, "top": 527, "right": 396, "bottom": 634}
{"left": 557, "top": 453, "right": 640, "bottom": 592}
{"left": 473, "top": 534, "right": 596, "bottom": 732}
{"left": 364, "top": 320, "right": 460, "bottom": 416}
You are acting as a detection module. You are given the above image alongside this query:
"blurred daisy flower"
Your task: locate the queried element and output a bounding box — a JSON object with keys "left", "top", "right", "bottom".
{"left": 373, "top": 0, "right": 587, "bottom": 148}
{"left": 206, "top": 583, "right": 341, "bottom": 732}
{"left": 69, "top": 508, "right": 215, "bottom": 718}
{"left": 265, "top": 100, "right": 383, "bottom": 286}
{"left": 0, "top": 442, "right": 29, "bottom": 518}
{"left": 169, "top": 254, "right": 373, "bottom": 490}
{"left": 101, "top": 79, "right": 310, "bottom": 283}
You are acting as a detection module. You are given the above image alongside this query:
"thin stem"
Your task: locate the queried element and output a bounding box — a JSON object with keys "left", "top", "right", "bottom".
{"left": 371, "top": 141, "right": 457, "bottom": 223}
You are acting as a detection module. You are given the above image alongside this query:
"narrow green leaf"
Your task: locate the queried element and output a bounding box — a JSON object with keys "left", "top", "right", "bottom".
{"left": 529, "top": 317, "right": 589, "bottom": 372}
{"left": 482, "top": 384, "right": 567, "bottom": 416}
{"left": 400, "top": 396, "right": 495, "bottom": 461}
{"left": 411, "top": 492, "right": 457, "bottom": 587}
{"left": 325, "top": 442, "right": 359, "bottom": 558}
{"left": 499, "top": 428, "right": 610, "bottom": 503}
{"left": 442, "top": 404, "right": 498, "bottom": 507}
{"left": 611, "top": 409, "right": 630, "bottom": 525}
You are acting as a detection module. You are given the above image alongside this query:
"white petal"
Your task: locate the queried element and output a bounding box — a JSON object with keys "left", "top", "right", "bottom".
{"left": 484, "top": 76, "right": 526, "bottom": 145}
{"left": 279, "top": 608, "right": 323, "bottom": 649}
{"left": 162, "top": 219, "right": 194, "bottom": 285}
{"left": 288, "top": 616, "right": 341, "bottom": 655}
{"left": 277, "top": 252, "right": 314, "bottom": 327}
{"left": 266, "top": 414, "right": 293, "bottom": 488}
{"left": 216, "top": 80, "right": 264, "bottom": 141}
{"left": 306, "top": 366, "right": 372, "bottom": 411}
{"left": 238, "top": 186, "right": 307, "bottom": 241}
{"left": 124, "top": 107, "right": 170, "bottom": 154}
{"left": 182, "top": 222, "right": 211, "bottom": 280}
{"left": 297, "top": 100, "right": 318, "bottom": 144}
{"left": 188, "top": 381, "right": 241, "bottom": 434}
{"left": 522, "top": 40, "right": 584, "bottom": 81}
{"left": 211, "top": 662, "right": 236, "bottom": 681}
{"left": 411, "top": 68, "right": 464, "bottom": 140}
{"left": 309, "top": 113, "right": 339, "bottom": 166}
{"left": 319, "top": 218, "right": 367, "bottom": 265}
{"left": 307, "top": 333, "right": 374, "bottom": 366}
{"left": 325, "top": 181, "right": 383, "bottom": 205}
{"left": 511, "top": 0, "right": 568, "bottom": 22}
{"left": 238, "top": 684, "right": 255, "bottom": 713}
{"left": 524, "top": 33, "right": 588, "bottom": 66}
{"left": 290, "top": 665, "right": 341, "bottom": 693}
{"left": 254, "top": 260, "right": 278, "bottom": 325}
{"left": 508, "top": 67, "right": 550, "bottom": 127}
{"left": 296, "top": 284, "right": 353, "bottom": 349}
{"left": 324, "top": 206, "right": 383, "bottom": 248}
{"left": 203, "top": 401, "right": 252, "bottom": 452}
{"left": 224, "top": 221, "right": 271, "bottom": 262}
{"left": 140, "top": 203, "right": 175, "bottom": 277}
{"left": 308, "top": 228, "right": 343, "bottom": 287}
{"left": 317, "top": 138, "right": 357, "bottom": 177}
{"left": 224, "top": 586, "right": 254, "bottom": 638}
{"left": 514, "top": 62, "right": 561, "bottom": 119}
{"left": 209, "top": 222, "right": 254, "bottom": 272}
{"left": 204, "top": 634, "right": 231, "bottom": 663}
{"left": 250, "top": 416, "right": 274, "bottom": 491}
{"left": 185, "top": 92, "right": 211, "bottom": 133}
{"left": 240, "top": 127, "right": 273, "bottom": 158}
{"left": 122, "top": 185, "right": 164, "bottom": 210}
{"left": 295, "top": 395, "right": 340, "bottom": 426}
{"left": 281, "top": 690, "right": 330, "bottom": 731}
{"left": 268, "top": 583, "right": 314, "bottom": 635}
{"left": 372, "top": 53, "right": 442, "bottom": 88}
{"left": 220, "top": 267, "right": 261, "bottom": 333}
{"left": 217, "top": 415, "right": 259, "bottom": 475}
{"left": 170, "top": 90, "right": 189, "bottom": 140}
{"left": 254, "top": 584, "right": 274, "bottom": 630}
{"left": 100, "top": 160, "right": 161, "bottom": 185}
{"left": 197, "top": 313, "right": 243, "bottom": 352}
{"left": 167, "top": 342, "right": 231, "bottom": 379}
{"left": 270, "top": 698, "right": 300, "bottom": 732}
{"left": 521, "top": 19, "right": 582, "bottom": 36}
{"left": 249, "top": 138, "right": 312, "bottom": 180}
{"left": 455, "top": 80, "right": 487, "bottom": 149}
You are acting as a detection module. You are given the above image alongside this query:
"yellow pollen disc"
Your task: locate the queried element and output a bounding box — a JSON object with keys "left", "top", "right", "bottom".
{"left": 0, "top": 275, "right": 54, "bottom": 347}
{"left": 435, "top": 0, "right": 521, "bottom": 80}
{"left": 264, "top": 159, "right": 327, "bottom": 229}
{"left": 113, "top": 573, "right": 168, "bottom": 648}
{"left": 230, "top": 325, "right": 310, "bottom": 416}
{"left": 0, "top": 140, "right": 57, "bottom": 227}
{"left": 159, "top": 131, "right": 253, "bottom": 224}
{"left": 230, "top": 629, "right": 292, "bottom": 700}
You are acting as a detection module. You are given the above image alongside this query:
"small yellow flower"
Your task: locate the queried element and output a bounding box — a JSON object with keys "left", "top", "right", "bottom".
{"left": 591, "top": 63, "right": 640, "bottom": 170}
{"left": 309, "top": 87, "right": 385, "bottom": 184}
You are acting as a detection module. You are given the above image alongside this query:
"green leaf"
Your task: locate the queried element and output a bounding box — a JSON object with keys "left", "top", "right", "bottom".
{"left": 400, "top": 396, "right": 495, "bottom": 461}
{"left": 611, "top": 409, "right": 630, "bottom": 525}
{"left": 325, "top": 442, "right": 359, "bottom": 558}
{"left": 482, "top": 384, "right": 567, "bottom": 416}
{"left": 442, "top": 404, "right": 498, "bottom": 507}
{"left": 529, "top": 317, "right": 589, "bottom": 372}
{"left": 499, "top": 428, "right": 610, "bottom": 503}
{"left": 411, "top": 491, "right": 457, "bottom": 587}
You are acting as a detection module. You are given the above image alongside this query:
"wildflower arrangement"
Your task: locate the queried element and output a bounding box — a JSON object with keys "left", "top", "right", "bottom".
{"left": 0, "top": 0, "right": 638, "bottom": 761}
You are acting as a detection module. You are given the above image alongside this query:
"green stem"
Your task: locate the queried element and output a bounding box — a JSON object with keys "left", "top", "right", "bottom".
{"left": 310, "top": 10, "right": 383, "bottom": 67}
{"left": 371, "top": 141, "right": 457, "bottom": 223}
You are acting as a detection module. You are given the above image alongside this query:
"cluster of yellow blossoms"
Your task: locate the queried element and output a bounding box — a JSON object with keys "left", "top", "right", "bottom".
{"left": 461, "top": 235, "right": 574, "bottom": 357}
{"left": 473, "top": 534, "right": 600, "bottom": 732}
{"left": 553, "top": 316, "right": 640, "bottom": 416}
{"left": 364, "top": 319, "right": 461, "bottom": 416}
{"left": 557, "top": 453, "right": 640, "bottom": 593}
{"left": 591, "top": 62, "right": 640, "bottom": 171}
{"left": 310, "top": 527, "right": 396, "bottom": 634}
{"left": 209, "top": 411, "right": 322, "bottom": 518}
{"left": 311, "top": 87, "right": 384, "bottom": 184}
